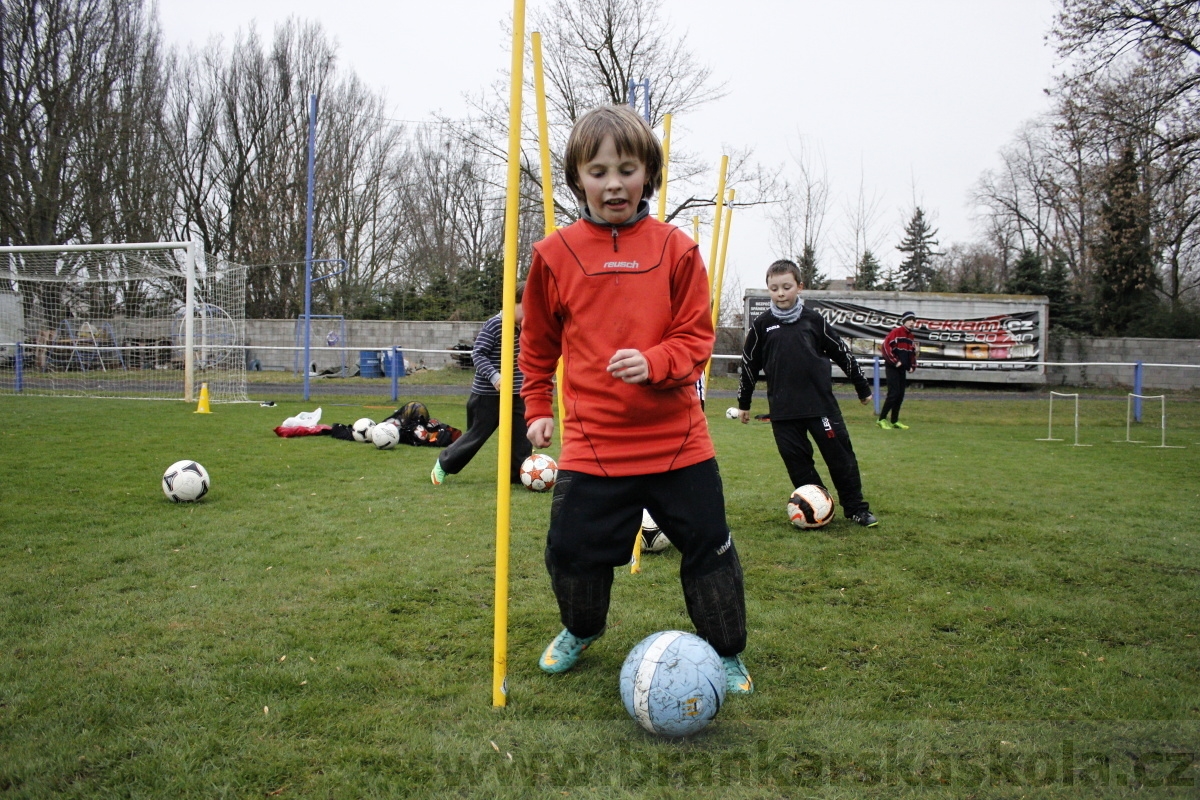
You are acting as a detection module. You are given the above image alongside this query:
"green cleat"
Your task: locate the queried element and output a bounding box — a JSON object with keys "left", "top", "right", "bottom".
{"left": 722, "top": 654, "right": 754, "bottom": 695}
{"left": 876, "top": 419, "right": 893, "bottom": 429}
{"left": 539, "top": 628, "right": 603, "bottom": 674}
{"left": 892, "top": 421, "right": 910, "bottom": 430}
{"left": 430, "top": 459, "right": 446, "bottom": 485}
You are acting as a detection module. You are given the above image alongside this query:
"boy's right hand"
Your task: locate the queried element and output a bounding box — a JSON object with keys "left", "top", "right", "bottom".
{"left": 527, "top": 417, "right": 555, "bottom": 449}
{"left": 738, "top": 410, "right": 750, "bottom": 424}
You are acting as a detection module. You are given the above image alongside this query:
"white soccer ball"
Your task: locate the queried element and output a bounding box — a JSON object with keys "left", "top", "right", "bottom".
{"left": 351, "top": 417, "right": 376, "bottom": 443}
{"left": 520, "top": 453, "right": 558, "bottom": 492}
{"left": 639, "top": 509, "right": 672, "bottom": 553}
{"left": 725, "top": 407, "right": 740, "bottom": 419}
{"left": 619, "top": 630, "right": 726, "bottom": 737}
{"left": 787, "top": 484, "right": 835, "bottom": 529}
{"left": 162, "top": 460, "right": 210, "bottom": 502}
{"left": 371, "top": 422, "right": 400, "bottom": 450}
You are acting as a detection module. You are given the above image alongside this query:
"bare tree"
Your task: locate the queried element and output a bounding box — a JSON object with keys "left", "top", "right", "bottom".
{"left": 0, "top": 0, "right": 170, "bottom": 247}
{"left": 769, "top": 139, "right": 830, "bottom": 287}
{"left": 836, "top": 166, "right": 886, "bottom": 285}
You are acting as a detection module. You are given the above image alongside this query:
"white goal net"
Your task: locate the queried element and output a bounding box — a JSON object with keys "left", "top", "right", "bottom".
{"left": 0, "top": 242, "right": 248, "bottom": 403}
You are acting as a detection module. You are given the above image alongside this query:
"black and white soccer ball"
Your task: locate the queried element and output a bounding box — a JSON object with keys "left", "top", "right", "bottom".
{"left": 639, "top": 509, "right": 672, "bottom": 553}
{"left": 351, "top": 417, "right": 376, "bottom": 443}
{"left": 787, "top": 484, "right": 835, "bottom": 529}
{"left": 725, "top": 407, "right": 740, "bottom": 419}
{"left": 371, "top": 421, "right": 400, "bottom": 449}
{"left": 162, "top": 460, "right": 210, "bottom": 502}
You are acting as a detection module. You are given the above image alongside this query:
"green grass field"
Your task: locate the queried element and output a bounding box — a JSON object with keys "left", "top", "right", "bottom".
{"left": 1, "top": 388, "right": 1198, "bottom": 797}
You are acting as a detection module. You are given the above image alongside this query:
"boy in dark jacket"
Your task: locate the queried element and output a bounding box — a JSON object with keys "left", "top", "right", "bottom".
{"left": 878, "top": 311, "right": 918, "bottom": 429}
{"left": 736, "top": 260, "right": 878, "bottom": 527}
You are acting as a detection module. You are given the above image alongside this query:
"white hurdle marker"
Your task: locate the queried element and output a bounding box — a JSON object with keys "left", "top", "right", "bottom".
{"left": 1037, "top": 391, "right": 1090, "bottom": 446}
{"left": 1120, "top": 394, "right": 1185, "bottom": 449}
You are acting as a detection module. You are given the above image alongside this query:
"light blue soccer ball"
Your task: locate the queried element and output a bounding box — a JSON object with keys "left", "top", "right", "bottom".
{"left": 619, "top": 630, "right": 725, "bottom": 737}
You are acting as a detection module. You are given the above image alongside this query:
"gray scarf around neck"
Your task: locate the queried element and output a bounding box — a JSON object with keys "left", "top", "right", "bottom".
{"left": 771, "top": 297, "right": 804, "bottom": 324}
{"left": 580, "top": 199, "right": 651, "bottom": 228}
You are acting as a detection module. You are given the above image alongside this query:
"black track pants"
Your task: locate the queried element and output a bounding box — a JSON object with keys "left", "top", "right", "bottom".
{"left": 543, "top": 458, "right": 747, "bottom": 657}
{"left": 436, "top": 392, "right": 531, "bottom": 482}
{"left": 770, "top": 412, "right": 870, "bottom": 517}
{"left": 880, "top": 363, "right": 908, "bottom": 424}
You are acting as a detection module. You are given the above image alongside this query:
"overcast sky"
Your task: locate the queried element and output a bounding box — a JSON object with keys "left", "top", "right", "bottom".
{"left": 157, "top": 0, "right": 1063, "bottom": 294}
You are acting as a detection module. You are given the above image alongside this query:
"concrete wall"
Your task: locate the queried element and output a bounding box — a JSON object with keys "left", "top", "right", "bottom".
{"left": 246, "top": 319, "right": 485, "bottom": 374}
{"left": 245, "top": 318, "right": 1200, "bottom": 389}
{"left": 1047, "top": 337, "right": 1200, "bottom": 390}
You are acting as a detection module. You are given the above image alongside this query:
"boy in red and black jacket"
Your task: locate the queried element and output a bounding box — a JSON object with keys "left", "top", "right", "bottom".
{"left": 878, "top": 310, "right": 918, "bottom": 430}
{"left": 520, "top": 105, "right": 751, "bottom": 694}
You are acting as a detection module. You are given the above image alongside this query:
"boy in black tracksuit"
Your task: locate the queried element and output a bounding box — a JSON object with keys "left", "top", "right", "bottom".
{"left": 736, "top": 260, "right": 878, "bottom": 527}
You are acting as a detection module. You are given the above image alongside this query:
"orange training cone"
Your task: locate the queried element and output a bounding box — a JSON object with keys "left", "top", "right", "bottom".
{"left": 194, "top": 382, "right": 212, "bottom": 414}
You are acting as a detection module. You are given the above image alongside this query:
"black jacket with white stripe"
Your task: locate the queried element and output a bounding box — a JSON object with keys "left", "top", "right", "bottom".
{"left": 737, "top": 303, "right": 871, "bottom": 421}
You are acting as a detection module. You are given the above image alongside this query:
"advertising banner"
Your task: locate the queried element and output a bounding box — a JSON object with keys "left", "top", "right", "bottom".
{"left": 745, "top": 297, "right": 1042, "bottom": 370}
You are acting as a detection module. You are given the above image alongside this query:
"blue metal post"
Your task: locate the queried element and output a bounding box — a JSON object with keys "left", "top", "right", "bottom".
{"left": 391, "top": 346, "right": 399, "bottom": 402}
{"left": 303, "top": 93, "right": 318, "bottom": 402}
{"left": 1133, "top": 360, "right": 1144, "bottom": 422}
{"left": 627, "top": 78, "right": 650, "bottom": 123}
{"left": 873, "top": 356, "right": 881, "bottom": 417}
{"left": 14, "top": 343, "right": 23, "bottom": 392}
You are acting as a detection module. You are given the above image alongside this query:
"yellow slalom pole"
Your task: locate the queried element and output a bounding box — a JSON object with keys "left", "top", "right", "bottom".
{"left": 532, "top": 32, "right": 555, "bottom": 238}
{"left": 656, "top": 114, "right": 672, "bottom": 222}
{"left": 704, "top": 190, "right": 735, "bottom": 388}
{"left": 631, "top": 525, "right": 643, "bottom": 574}
{"left": 707, "top": 155, "right": 729, "bottom": 298}
{"left": 492, "top": 0, "right": 526, "bottom": 708}
{"left": 693, "top": 216, "right": 701, "bottom": 247}
{"left": 531, "top": 33, "right": 568, "bottom": 444}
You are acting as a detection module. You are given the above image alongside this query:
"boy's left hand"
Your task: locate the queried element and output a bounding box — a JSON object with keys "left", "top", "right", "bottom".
{"left": 607, "top": 349, "right": 649, "bottom": 384}
{"left": 861, "top": 394, "right": 872, "bottom": 405}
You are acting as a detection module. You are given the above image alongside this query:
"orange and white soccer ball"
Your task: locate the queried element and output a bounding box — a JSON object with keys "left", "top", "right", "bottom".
{"left": 520, "top": 453, "right": 558, "bottom": 492}
{"left": 787, "top": 484, "right": 835, "bottom": 529}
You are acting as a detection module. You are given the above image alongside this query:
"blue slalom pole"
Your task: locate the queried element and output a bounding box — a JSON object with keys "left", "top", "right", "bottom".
{"left": 303, "top": 93, "right": 318, "bottom": 403}
{"left": 873, "top": 357, "right": 881, "bottom": 417}
{"left": 391, "top": 346, "right": 400, "bottom": 402}
{"left": 1134, "top": 360, "right": 1144, "bottom": 422}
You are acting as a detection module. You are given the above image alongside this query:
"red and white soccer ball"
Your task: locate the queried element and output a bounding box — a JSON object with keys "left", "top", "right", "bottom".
{"left": 787, "top": 484, "right": 835, "bottom": 529}
{"left": 520, "top": 453, "right": 558, "bottom": 492}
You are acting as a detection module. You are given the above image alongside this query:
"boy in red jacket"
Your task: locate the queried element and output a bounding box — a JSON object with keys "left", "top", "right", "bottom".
{"left": 519, "top": 105, "right": 751, "bottom": 694}
{"left": 878, "top": 311, "right": 918, "bottom": 430}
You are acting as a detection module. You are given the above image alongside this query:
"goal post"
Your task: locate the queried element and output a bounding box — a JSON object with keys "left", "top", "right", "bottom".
{"left": 0, "top": 241, "right": 248, "bottom": 403}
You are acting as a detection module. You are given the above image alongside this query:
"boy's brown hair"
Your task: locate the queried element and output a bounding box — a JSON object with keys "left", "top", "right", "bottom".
{"left": 766, "top": 259, "right": 803, "bottom": 286}
{"left": 564, "top": 105, "right": 663, "bottom": 205}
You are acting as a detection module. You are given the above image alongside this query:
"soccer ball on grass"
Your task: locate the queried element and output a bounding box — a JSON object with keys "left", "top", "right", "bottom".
{"left": 619, "top": 630, "right": 725, "bottom": 737}
{"left": 162, "top": 460, "right": 210, "bottom": 502}
{"left": 520, "top": 453, "right": 557, "bottom": 492}
{"left": 725, "top": 407, "right": 740, "bottom": 419}
{"left": 639, "top": 509, "right": 672, "bottom": 553}
{"left": 371, "top": 421, "right": 400, "bottom": 450}
{"left": 351, "top": 417, "right": 376, "bottom": 443}
{"left": 787, "top": 484, "right": 835, "bottom": 529}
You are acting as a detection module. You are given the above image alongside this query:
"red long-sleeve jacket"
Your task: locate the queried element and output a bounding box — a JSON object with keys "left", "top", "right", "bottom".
{"left": 881, "top": 325, "right": 918, "bottom": 371}
{"left": 519, "top": 215, "right": 715, "bottom": 477}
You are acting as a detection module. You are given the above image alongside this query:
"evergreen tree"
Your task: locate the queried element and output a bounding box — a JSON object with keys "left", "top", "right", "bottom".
{"left": 896, "top": 208, "right": 940, "bottom": 291}
{"left": 856, "top": 250, "right": 882, "bottom": 290}
{"left": 1093, "top": 146, "right": 1157, "bottom": 334}
{"left": 1043, "top": 250, "right": 1088, "bottom": 332}
{"left": 1005, "top": 248, "right": 1045, "bottom": 295}
{"left": 797, "top": 244, "right": 828, "bottom": 289}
